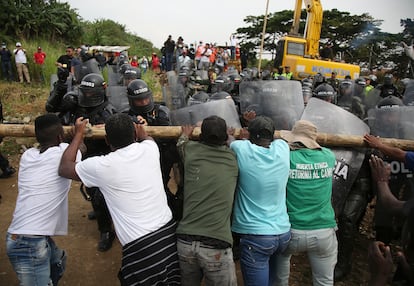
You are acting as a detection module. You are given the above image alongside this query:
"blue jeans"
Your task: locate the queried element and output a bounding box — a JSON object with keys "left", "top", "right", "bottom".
{"left": 274, "top": 228, "right": 338, "bottom": 286}
{"left": 1, "top": 61, "right": 13, "bottom": 81}
{"left": 177, "top": 239, "right": 237, "bottom": 286}
{"left": 6, "top": 233, "right": 67, "bottom": 286}
{"left": 239, "top": 231, "right": 291, "bottom": 286}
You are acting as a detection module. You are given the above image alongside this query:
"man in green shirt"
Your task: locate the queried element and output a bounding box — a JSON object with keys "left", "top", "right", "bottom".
{"left": 176, "top": 115, "right": 238, "bottom": 286}
{"left": 275, "top": 120, "right": 338, "bottom": 286}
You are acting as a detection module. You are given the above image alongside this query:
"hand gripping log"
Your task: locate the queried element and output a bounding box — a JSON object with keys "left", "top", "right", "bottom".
{"left": 1, "top": 124, "right": 414, "bottom": 150}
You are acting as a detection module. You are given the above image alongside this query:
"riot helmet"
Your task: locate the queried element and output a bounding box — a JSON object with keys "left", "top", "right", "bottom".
{"left": 338, "top": 79, "right": 353, "bottom": 98}
{"left": 119, "top": 62, "right": 131, "bottom": 75}
{"left": 78, "top": 73, "right": 106, "bottom": 107}
{"left": 212, "top": 75, "right": 232, "bottom": 93}
{"left": 127, "top": 79, "right": 154, "bottom": 114}
{"left": 301, "top": 78, "right": 313, "bottom": 89}
{"left": 187, "top": 91, "right": 210, "bottom": 106}
{"left": 383, "top": 73, "right": 393, "bottom": 86}
{"left": 123, "top": 66, "right": 141, "bottom": 86}
{"left": 209, "top": 91, "right": 231, "bottom": 101}
{"left": 313, "top": 83, "right": 336, "bottom": 102}
{"left": 312, "top": 72, "right": 326, "bottom": 89}
{"left": 377, "top": 95, "right": 404, "bottom": 108}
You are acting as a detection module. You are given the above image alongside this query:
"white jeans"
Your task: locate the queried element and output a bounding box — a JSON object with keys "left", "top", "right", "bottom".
{"left": 274, "top": 228, "right": 338, "bottom": 286}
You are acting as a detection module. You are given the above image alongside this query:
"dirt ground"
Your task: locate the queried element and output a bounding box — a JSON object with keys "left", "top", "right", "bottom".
{"left": 0, "top": 154, "right": 373, "bottom": 286}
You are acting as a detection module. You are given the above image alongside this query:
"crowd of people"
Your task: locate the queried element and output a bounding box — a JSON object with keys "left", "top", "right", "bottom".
{"left": 2, "top": 39, "right": 414, "bottom": 286}
{"left": 0, "top": 41, "right": 48, "bottom": 84}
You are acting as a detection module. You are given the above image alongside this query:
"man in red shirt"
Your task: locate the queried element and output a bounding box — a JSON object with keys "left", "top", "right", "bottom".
{"left": 33, "top": 46, "right": 46, "bottom": 83}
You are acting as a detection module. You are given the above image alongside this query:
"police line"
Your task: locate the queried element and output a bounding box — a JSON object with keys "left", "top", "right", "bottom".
{"left": 1, "top": 123, "right": 414, "bottom": 150}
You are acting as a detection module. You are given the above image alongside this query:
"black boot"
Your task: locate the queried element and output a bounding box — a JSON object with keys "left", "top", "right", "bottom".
{"left": 98, "top": 231, "right": 115, "bottom": 252}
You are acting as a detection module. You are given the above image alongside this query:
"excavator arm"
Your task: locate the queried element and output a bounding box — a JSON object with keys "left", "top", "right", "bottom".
{"left": 289, "top": 0, "right": 323, "bottom": 58}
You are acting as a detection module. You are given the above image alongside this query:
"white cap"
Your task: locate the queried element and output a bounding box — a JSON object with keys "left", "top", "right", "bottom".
{"left": 15, "top": 42, "right": 22, "bottom": 47}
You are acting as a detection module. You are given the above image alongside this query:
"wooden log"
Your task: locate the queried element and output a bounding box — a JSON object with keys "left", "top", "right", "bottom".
{"left": 1, "top": 124, "right": 414, "bottom": 150}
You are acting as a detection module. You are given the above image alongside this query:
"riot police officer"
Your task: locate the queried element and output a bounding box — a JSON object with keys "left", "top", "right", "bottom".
{"left": 126, "top": 79, "right": 183, "bottom": 220}
{"left": 67, "top": 73, "right": 117, "bottom": 251}
{"left": 376, "top": 73, "right": 401, "bottom": 98}
{"left": 312, "top": 82, "right": 336, "bottom": 103}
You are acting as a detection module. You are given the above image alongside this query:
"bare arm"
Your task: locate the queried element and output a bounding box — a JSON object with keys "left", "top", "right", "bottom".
{"left": 59, "top": 117, "right": 88, "bottom": 181}
{"left": 369, "top": 155, "right": 406, "bottom": 215}
{"left": 364, "top": 134, "right": 406, "bottom": 162}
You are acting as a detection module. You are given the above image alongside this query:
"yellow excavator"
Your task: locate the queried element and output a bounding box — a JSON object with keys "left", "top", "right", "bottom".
{"left": 274, "top": 0, "right": 360, "bottom": 80}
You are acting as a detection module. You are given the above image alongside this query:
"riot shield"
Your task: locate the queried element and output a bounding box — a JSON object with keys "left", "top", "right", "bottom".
{"left": 367, "top": 105, "right": 414, "bottom": 233}
{"left": 74, "top": 59, "right": 101, "bottom": 84}
{"left": 402, "top": 79, "right": 414, "bottom": 106}
{"left": 170, "top": 98, "right": 241, "bottom": 129}
{"left": 107, "top": 67, "right": 121, "bottom": 86}
{"left": 301, "top": 97, "right": 370, "bottom": 215}
{"left": 106, "top": 86, "right": 129, "bottom": 113}
{"left": 364, "top": 87, "right": 382, "bottom": 110}
{"left": 239, "top": 80, "right": 304, "bottom": 130}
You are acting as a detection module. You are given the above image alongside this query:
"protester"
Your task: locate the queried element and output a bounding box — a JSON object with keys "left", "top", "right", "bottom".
{"left": 13, "top": 42, "right": 30, "bottom": 84}
{"left": 0, "top": 42, "right": 13, "bottom": 81}
{"left": 33, "top": 46, "right": 46, "bottom": 82}
{"left": 368, "top": 155, "right": 414, "bottom": 285}
{"left": 276, "top": 120, "right": 338, "bottom": 286}
{"left": 176, "top": 116, "right": 238, "bottom": 285}
{"left": 6, "top": 113, "right": 81, "bottom": 286}
{"left": 125, "top": 79, "right": 183, "bottom": 220}
{"left": 58, "top": 114, "right": 181, "bottom": 285}
{"left": 230, "top": 116, "right": 291, "bottom": 286}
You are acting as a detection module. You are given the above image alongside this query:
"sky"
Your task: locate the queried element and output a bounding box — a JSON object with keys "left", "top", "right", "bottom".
{"left": 63, "top": 0, "right": 413, "bottom": 49}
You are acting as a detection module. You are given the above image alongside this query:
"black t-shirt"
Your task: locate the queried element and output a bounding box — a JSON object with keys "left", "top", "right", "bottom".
{"left": 56, "top": 54, "right": 73, "bottom": 70}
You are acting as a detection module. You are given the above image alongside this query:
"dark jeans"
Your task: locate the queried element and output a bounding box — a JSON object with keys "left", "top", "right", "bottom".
{"left": 1, "top": 61, "right": 13, "bottom": 81}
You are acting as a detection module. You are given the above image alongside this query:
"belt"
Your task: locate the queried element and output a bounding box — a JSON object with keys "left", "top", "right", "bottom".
{"left": 10, "top": 234, "right": 47, "bottom": 241}
{"left": 177, "top": 234, "right": 231, "bottom": 249}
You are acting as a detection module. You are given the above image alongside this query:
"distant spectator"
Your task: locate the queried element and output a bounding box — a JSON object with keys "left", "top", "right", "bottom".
{"left": 195, "top": 41, "right": 204, "bottom": 69}
{"left": 230, "top": 34, "right": 238, "bottom": 60}
{"left": 140, "top": 56, "right": 149, "bottom": 74}
{"left": 13, "top": 42, "right": 30, "bottom": 84}
{"left": 0, "top": 42, "right": 13, "bottom": 81}
{"left": 163, "top": 35, "right": 175, "bottom": 71}
{"left": 320, "top": 42, "right": 334, "bottom": 60}
{"left": 327, "top": 71, "right": 339, "bottom": 92}
{"left": 151, "top": 53, "right": 160, "bottom": 73}
{"left": 198, "top": 43, "right": 212, "bottom": 71}
{"left": 33, "top": 46, "right": 46, "bottom": 83}
{"left": 130, "top": 55, "right": 139, "bottom": 67}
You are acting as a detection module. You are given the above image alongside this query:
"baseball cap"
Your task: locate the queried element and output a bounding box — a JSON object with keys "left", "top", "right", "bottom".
{"left": 15, "top": 42, "right": 21, "bottom": 47}
{"left": 37, "top": 46, "right": 42, "bottom": 50}
{"left": 200, "top": 115, "right": 228, "bottom": 145}
{"left": 280, "top": 120, "right": 321, "bottom": 149}
{"left": 248, "top": 116, "right": 275, "bottom": 140}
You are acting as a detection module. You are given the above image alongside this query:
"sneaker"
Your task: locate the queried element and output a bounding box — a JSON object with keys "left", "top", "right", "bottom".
{"left": 97, "top": 231, "right": 115, "bottom": 252}
{"left": 0, "top": 166, "right": 16, "bottom": 178}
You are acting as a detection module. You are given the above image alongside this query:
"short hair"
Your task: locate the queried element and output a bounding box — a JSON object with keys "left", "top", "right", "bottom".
{"left": 105, "top": 113, "right": 135, "bottom": 149}
{"left": 34, "top": 114, "right": 63, "bottom": 144}
{"left": 66, "top": 46, "right": 74, "bottom": 50}
{"left": 200, "top": 115, "right": 228, "bottom": 146}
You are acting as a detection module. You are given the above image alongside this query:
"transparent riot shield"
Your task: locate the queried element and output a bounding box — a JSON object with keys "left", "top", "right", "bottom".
{"left": 239, "top": 80, "right": 304, "bottom": 130}
{"left": 74, "top": 59, "right": 101, "bottom": 84}
{"left": 301, "top": 97, "right": 370, "bottom": 215}
{"left": 170, "top": 98, "right": 241, "bottom": 129}
{"left": 403, "top": 79, "right": 414, "bottom": 106}
{"left": 106, "top": 86, "right": 129, "bottom": 113}
{"left": 367, "top": 105, "right": 414, "bottom": 233}
{"left": 107, "top": 67, "right": 121, "bottom": 86}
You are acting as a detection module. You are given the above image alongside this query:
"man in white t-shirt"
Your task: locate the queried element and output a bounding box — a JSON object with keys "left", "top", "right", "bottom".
{"left": 6, "top": 113, "right": 81, "bottom": 286}
{"left": 13, "top": 42, "right": 30, "bottom": 83}
{"left": 58, "top": 113, "right": 180, "bottom": 285}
